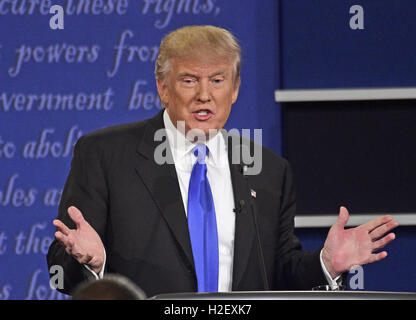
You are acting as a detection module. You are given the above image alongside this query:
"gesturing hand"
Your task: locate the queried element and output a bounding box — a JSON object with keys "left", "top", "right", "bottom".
{"left": 322, "top": 207, "right": 398, "bottom": 279}
{"left": 53, "top": 206, "right": 105, "bottom": 274}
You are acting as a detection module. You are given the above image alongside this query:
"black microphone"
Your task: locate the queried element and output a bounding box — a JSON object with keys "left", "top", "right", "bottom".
{"left": 231, "top": 137, "right": 268, "bottom": 289}
{"left": 240, "top": 164, "right": 270, "bottom": 291}
{"left": 233, "top": 200, "right": 245, "bottom": 214}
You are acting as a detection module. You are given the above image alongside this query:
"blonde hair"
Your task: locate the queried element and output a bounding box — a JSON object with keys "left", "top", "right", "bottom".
{"left": 155, "top": 25, "right": 241, "bottom": 86}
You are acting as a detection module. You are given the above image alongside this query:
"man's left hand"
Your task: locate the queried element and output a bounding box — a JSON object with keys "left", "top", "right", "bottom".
{"left": 322, "top": 206, "right": 399, "bottom": 279}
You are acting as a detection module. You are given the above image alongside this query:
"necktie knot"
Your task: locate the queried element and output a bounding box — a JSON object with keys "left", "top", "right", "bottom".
{"left": 193, "top": 144, "right": 209, "bottom": 164}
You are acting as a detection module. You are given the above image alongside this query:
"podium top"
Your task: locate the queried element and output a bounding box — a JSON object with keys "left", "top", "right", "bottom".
{"left": 150, "top": 290, "right": 416, "bottom": 300}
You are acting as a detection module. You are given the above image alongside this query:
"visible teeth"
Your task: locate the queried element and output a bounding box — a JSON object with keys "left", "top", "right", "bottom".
{"left": 197, "top": 110, "right": 208, "bottom": 115}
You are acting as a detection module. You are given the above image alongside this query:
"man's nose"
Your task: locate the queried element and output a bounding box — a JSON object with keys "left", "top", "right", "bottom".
{"left": 197, "top": 80, "right": 211, "bottom": 102}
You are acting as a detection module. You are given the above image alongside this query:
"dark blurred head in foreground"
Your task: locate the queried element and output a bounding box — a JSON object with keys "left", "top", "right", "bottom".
{"left": 72, "top": 274, "right": 146, "bottom": 300}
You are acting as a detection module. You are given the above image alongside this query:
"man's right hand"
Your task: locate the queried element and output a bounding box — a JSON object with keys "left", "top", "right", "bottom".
{"left": 53, "top": 206, "right": 105, "bottom": 274}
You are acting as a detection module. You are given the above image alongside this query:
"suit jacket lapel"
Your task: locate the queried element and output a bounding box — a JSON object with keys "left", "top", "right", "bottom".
{"left": 226, "top": 134, "right": 256, "bottom": 291}
{"left": 135, "top": 111, "right": 195, "bottom": 272}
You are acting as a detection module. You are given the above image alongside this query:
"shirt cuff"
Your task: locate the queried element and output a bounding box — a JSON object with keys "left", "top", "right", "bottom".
{"left": 320, "top": 249, "right": 341, "bottom": 286}
{"left": 83, "top": 248, "right": 106, "bottom": 279}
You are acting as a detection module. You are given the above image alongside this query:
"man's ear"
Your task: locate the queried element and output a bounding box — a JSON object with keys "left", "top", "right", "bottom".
{"left": 156, "top": 78, "right": 168, "bottom": 107}
{"left": 231, "top": 77, "right": 241, "bottom": 104}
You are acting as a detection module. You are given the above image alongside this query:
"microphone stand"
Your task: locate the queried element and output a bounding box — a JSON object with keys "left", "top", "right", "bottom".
{"left": 241, "top": 164, "right": 270, "bottom": 291}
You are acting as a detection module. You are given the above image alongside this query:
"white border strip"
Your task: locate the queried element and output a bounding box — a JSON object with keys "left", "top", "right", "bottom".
{"left": 275, "top": 88, "right": 416, "bottom": 102}
{"left": 295, "top": 213, "right": 416, "bottom": 228}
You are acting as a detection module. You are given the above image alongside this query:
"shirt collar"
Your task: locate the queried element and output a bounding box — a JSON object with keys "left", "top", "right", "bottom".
{"left": 163, "top": 109, "right": 227, "bottom": 167}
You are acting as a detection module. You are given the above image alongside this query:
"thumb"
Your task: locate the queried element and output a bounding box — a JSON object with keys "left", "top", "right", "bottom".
{"left": 334, "top": 206, "right": 349, "bottom": 229}
{"left": 68, "top": 206, "right": 86, "bottom": 229}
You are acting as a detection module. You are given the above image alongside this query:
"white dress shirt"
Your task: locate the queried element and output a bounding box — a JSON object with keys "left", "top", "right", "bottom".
{"left": 163, "top": 110, "right": 235, "bottom": 292}
{"left": 86, "top": 110, "right": 339, "bottom": 289}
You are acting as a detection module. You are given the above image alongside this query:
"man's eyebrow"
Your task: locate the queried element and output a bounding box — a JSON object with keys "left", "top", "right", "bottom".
{"left": 178, "top": 72, "right": 198, "bottom": 78}
{"left": 177, "top": 70, "right": 227, "bottom": 78}
{"left": 209, "top": 70, "right": 227, "bottom": 77}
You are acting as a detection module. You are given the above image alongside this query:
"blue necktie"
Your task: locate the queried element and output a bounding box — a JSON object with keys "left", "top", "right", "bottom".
{"left": 187, "top": 144, "right": 219, "bottom": 292}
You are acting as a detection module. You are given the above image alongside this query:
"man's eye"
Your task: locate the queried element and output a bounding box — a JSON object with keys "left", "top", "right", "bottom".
{"left": 213, "top": 78, "right": 224, "bottom": 84}
{"left": 182, "top": 78, "right": 196, "bottom": 85}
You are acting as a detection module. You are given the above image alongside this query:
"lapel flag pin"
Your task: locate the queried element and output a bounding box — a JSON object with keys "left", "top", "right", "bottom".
{"left": 250, "top": 189, "right": 256, "bottom": 198}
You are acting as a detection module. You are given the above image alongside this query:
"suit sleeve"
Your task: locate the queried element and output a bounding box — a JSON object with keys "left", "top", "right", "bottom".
{"left": 273, "top": 160, "right": 328, "bottom": 290}
{"left": 46, "top": 135, "right": 109, "bottom": 295}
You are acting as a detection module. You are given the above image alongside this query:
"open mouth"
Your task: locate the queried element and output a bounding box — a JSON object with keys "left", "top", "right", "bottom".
{"left": 193, "top": 109, "right": 213, "bottom": 120}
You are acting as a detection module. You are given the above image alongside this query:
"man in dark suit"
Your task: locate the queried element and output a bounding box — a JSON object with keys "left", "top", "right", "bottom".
{"left": 47, "top": 26, "right": 398, "bottom": 297}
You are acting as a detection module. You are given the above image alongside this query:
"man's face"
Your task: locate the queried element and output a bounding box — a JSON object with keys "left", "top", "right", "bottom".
{"left": 157, "top": 57, "right": 240, "bottom": 137}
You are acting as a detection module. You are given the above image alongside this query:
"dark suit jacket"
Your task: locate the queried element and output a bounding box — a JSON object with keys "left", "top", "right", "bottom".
{"left": 47, "top": 110, "right": 327, "bottom": 297}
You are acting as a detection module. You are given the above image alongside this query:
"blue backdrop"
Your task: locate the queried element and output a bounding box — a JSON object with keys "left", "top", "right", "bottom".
{"left": 0, "top": 0, "right": 414, "bottom": 299}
